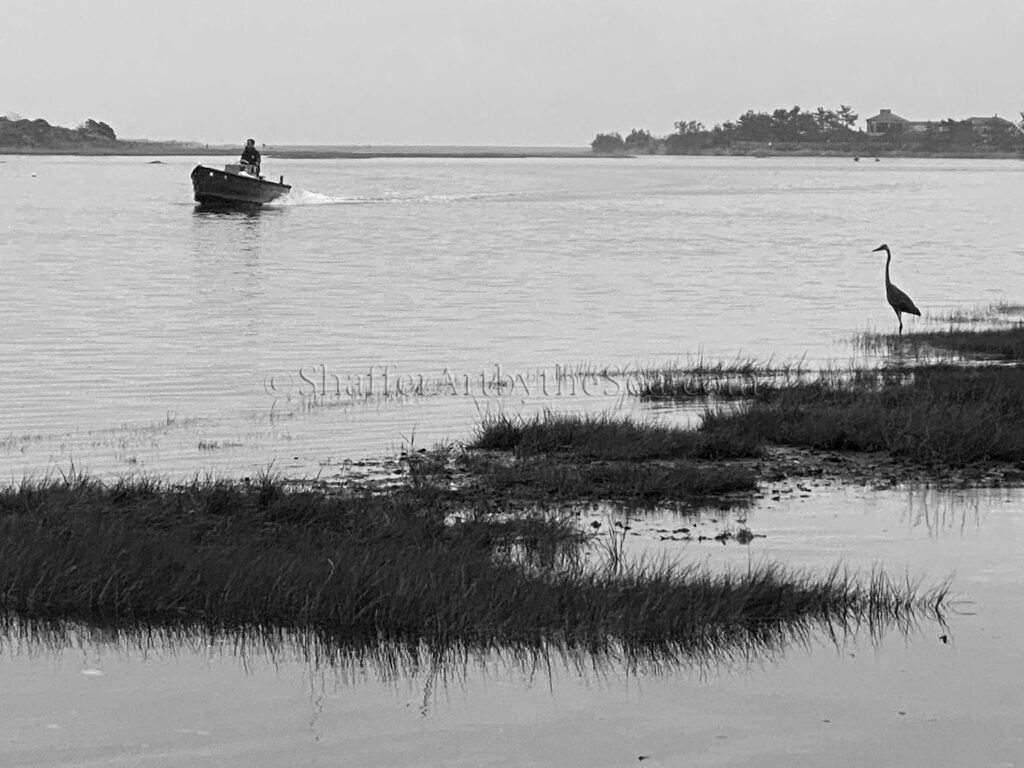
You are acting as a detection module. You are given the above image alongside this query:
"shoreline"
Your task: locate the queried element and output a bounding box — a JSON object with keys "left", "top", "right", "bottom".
{"left": 0, "top": 143, "right": 596, "bottom": 159}
{"left": 2, "top": 143, "right": 1022, "bottom": 160}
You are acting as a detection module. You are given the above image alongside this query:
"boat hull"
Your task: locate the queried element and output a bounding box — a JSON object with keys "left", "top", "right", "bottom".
{"left": 191, "top": 164, "right": 291, "bottom": 208}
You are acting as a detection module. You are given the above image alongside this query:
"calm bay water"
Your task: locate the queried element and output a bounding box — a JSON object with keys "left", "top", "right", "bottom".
{"left": 3, "top": 154, "right": 1023, "bottom": 479}
{"left": 2, "top": 154, "right": 1024, "bottom": 765}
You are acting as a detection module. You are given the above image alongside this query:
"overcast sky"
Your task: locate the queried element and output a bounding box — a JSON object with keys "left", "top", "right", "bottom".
{"left": 2, "top": 0, "right": 1021, "bottom": 146}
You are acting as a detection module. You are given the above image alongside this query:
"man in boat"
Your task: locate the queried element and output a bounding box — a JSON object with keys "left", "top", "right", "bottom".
{"left": 240, "top": 138, "right": 261, "bottom": 175}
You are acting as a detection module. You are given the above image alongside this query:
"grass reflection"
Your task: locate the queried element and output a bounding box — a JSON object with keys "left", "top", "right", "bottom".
{"left": 2, "top": 574, "right": 944, "bottom": 685}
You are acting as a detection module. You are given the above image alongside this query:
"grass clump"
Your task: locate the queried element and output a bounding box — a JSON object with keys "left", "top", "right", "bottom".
{"left": 0, "top": 473, "right": 945, "bottom": 657}
{"left": 465, "top": 411, "right": 759, "bottom": 504}
{"left": 470, "top": 411, "right": 759, "bottom": 461}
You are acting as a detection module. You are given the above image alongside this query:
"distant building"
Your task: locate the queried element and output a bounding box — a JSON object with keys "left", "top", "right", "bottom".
{"left": 965, "top": 115, "right": 1015, "bottom": 138}
{"left": 866, "top": 109, "right": 911, "bottom": 135}
{"left": 866, "top": 108, "right": 1017, "bottom": 138}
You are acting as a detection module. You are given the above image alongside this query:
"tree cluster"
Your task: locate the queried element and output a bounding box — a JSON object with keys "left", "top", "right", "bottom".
{"left": 912, "top": 118, "right": 1021, "bottom": 153}
{"left": 723, "top": 105, "right": 858, "bottom": 143}
{"left": 0, "top": 115, "right": 117, "bottom": 147}
{"left": 592, "top": 105, "right": 1024, "bottom": 154}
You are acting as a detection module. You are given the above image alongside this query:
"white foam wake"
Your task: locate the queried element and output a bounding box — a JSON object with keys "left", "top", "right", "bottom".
{"left": 268, "top": 189, "right": 362, "bottom": 206}
{"left": 268, "top": 189, "right": 525, "bottom": 207}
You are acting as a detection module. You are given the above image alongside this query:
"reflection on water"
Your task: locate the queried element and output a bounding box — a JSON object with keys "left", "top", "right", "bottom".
{"left": 0, "top": 597, "right": 944, "bottom": 694}
{"left": 189, "top": 212, "right": 266, "bottom": 343}
{"left": 903, "top": 484, "right": 987, "bottom": 538}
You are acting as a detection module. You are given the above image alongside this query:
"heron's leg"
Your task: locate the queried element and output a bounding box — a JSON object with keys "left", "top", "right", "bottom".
{"left": 894, "top": 309, "right": 903, "bottom": 335}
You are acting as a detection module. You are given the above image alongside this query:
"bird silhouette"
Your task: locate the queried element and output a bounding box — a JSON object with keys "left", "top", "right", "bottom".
{"left": 872, "top": 244, "right": 920, "bottom": 335}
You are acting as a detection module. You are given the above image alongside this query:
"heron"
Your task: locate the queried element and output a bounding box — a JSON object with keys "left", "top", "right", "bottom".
{"left": 872, "top": 243, "right": 920, "bottom": 335}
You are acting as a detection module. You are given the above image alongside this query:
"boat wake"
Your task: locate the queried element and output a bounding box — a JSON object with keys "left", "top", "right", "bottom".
{"left": 268, "top": 189, "right": 525, "bottom": 207}
{"left": 267, "top": 189, "right": 368, "bottom": 206}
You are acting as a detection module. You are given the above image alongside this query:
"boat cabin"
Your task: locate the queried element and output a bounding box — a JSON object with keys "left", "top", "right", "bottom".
{"left": 224, "top": 162, "right": 260, "bottom": 177}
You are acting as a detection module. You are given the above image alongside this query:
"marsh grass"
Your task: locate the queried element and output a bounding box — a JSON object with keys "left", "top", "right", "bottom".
{"left": 855, "top": 323, "right": 1024, "bottom": 361}
{"left": 630, "top": 356, "right": 807, "bottom": 377}
{"left": 701, "top": 364, "right": 1024, "bottom": 464}
{"left": 633, "top": 359, "right": 809, "bottom": 402}
{"left": 927, "top": 301, "right": 1024, "bottom": 325}
{"left": 0, "top": 473, "right": 945, "bottom": 656}
{"left": 897, "top": 325, "right": 1024, "bottom": 360}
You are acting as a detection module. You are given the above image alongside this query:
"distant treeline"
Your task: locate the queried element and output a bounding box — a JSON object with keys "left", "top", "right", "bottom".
{"left": 592, "top": 105, "right": 1024, "bottom": 155}
{"left": 0, "top": 114, "right": 117, "bottom": 148}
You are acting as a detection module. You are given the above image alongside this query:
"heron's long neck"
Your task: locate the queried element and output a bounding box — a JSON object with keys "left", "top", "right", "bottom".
{"left": 885, "top": 252, "right": 892, "bottom": 287}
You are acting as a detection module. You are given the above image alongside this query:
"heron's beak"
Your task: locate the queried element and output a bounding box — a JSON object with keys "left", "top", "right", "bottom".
{"left": 871, "top": 245, "right": 885, "bottom": 252}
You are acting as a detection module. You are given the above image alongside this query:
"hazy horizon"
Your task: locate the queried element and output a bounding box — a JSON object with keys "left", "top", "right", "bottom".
{"left": 3, "top": 0, "right": 1022, "bottom": 146}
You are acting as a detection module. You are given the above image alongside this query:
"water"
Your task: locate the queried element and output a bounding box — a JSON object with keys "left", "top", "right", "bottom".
{"left": 3, "top": 154, "right": 1024, "bottom": 765}
{"left": 3, "top": 154, "right": 1024, "bottom": 479}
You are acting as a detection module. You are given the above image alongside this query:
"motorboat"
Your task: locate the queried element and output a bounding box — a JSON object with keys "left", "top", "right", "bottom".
{"left": 190, "top": 162, "right": 291, "bottom": 208}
